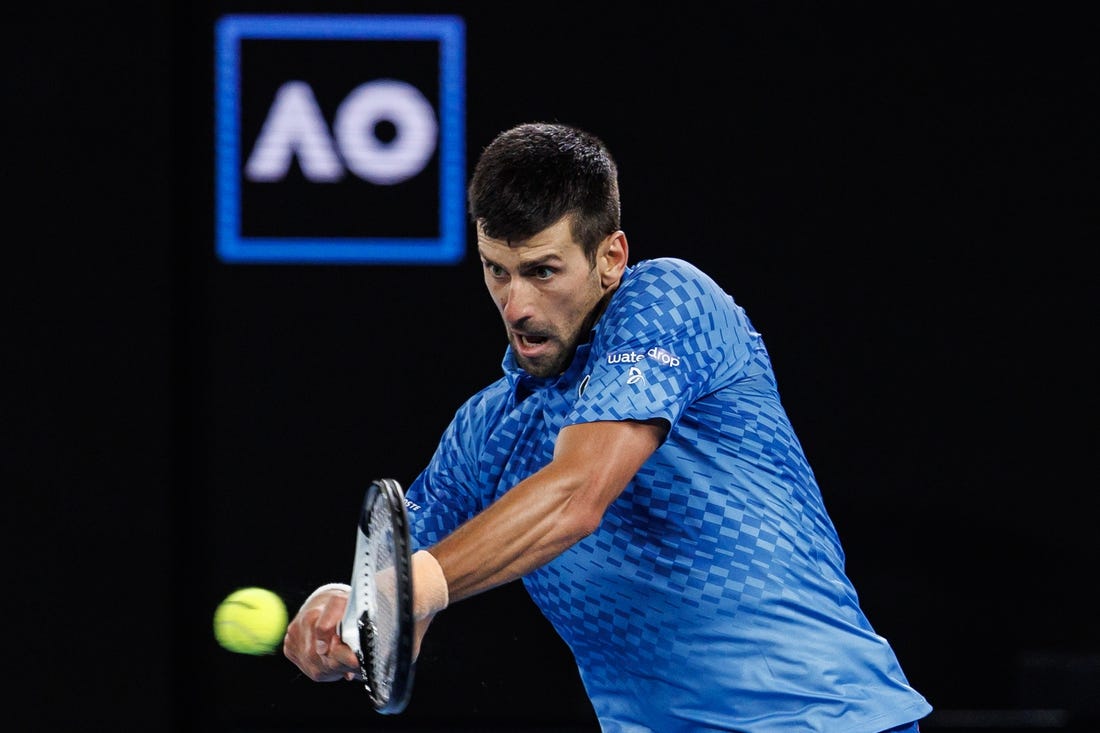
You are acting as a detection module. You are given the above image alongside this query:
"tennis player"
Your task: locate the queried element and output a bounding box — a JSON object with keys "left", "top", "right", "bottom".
{"left": 284, "top": 122, "right": 933, "bottom": 732}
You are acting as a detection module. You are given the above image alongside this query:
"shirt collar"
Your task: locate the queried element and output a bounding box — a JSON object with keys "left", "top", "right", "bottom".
{"left": 501, "top": 341, "right": 593, "bottom": 398}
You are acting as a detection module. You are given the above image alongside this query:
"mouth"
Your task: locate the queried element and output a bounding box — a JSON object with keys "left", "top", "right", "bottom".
{"left": 512, "top": 330, "right": 552, "bottom": 358}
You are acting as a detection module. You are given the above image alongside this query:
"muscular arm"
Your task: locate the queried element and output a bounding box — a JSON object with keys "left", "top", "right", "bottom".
{"left": 428, "top": 418, "right": 666, "bottom": 603}
{"left": 283, "top": 418, "right": 663, "bottom": 680}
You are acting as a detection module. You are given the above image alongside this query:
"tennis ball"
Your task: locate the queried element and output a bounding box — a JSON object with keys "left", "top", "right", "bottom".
{"left": 213, "top": 586, "right": 288, "bottom": 655}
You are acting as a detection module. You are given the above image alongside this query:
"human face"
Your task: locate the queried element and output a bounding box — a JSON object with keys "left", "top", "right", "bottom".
{"left": 478, "top": 217, "right": 626, "bottom": 378}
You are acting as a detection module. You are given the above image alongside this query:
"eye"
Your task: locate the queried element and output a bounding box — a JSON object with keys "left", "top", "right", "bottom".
{"left": 484, "top": 262, "right": 506, "bottom": 279}
{"left": 533, "top": 265, "right": 555, "bottom": 280}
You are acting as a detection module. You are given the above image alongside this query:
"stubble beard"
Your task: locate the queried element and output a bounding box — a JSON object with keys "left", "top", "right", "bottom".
{"left": 511, "top": 333, "right": 571, "bottom": 378}
{"left": 507, "top": 283, "right": 613, "bottom": 379}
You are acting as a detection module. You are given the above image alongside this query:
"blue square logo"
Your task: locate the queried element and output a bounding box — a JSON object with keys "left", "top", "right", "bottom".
{"left": 215, "top": 14, "right": 466, "bottom": 264}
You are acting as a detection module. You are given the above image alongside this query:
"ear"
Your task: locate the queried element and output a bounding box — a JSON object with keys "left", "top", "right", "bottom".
{"left": 598, "top": 231, "right": 629, "bottom": 288}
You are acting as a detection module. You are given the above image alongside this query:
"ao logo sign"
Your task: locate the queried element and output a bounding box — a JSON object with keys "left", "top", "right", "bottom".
{"left": 215, "top": 14, "right": 466, "bottom": 264}
{"left": 245, "top": 80, "right": 436, "bottom": 186}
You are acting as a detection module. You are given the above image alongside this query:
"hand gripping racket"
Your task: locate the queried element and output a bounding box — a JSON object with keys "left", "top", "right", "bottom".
{"left": 338, "top": 478, "right": 415, "bottom": 714}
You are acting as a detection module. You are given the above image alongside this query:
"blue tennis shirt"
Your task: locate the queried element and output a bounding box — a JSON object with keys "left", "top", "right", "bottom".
{"left": 406, "top": 257, "right": 932, "bottom": 732}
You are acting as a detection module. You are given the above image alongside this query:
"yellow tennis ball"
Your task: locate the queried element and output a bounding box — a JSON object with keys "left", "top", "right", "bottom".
{"left": 213, "top": 587, "right": 288, "bottom": 655}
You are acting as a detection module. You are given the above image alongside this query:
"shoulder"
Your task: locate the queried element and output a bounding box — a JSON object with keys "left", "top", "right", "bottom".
{"left": 628, "top": 256, "right": 705, "bottom": 279}
{"left": 616, "top": 257, "right": 732, "bottom": 309}
{"left": 622, "top": 257, "right": 726, "bottom": 295}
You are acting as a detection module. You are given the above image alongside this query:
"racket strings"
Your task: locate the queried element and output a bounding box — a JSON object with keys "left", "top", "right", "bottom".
{"left": 364, "top": 497, "right": 399, "bottom": 703}
{"left": 345, "top": 479, "right": 414, "bottom": 714}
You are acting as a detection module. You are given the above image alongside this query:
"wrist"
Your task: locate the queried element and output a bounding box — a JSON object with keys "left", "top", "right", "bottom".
{"left": 299, "top": 582, "right": 350, "bottom": 611}
{"left": 412, "top": 550, "right": 449, "bottom": 619}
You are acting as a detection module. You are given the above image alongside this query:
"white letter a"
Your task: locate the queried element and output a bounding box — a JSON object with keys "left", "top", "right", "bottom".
{"left": 244, "top": 81, "right": 343, "bottom": 182}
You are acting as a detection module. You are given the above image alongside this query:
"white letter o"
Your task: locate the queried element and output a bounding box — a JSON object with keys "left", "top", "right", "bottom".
{"left": 333, "top": 80, "right": 438, "bottom": 185}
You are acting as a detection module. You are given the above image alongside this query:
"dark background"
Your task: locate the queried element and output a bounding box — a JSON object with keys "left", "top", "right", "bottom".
{"left": 8, "top": 1, "right": 1097, "bottom": 731}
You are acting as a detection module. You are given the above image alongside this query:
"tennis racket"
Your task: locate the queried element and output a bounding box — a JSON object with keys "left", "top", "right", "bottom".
{"left": 338, "top": 478, "right": 415, "bottom": 714}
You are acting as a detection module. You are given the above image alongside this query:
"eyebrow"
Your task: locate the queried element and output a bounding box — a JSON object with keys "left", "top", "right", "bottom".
{"left": 478, "top": 250, "right": 565, "bottom": 271}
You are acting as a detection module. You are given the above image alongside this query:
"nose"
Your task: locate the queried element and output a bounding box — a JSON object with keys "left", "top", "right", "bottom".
{"left": 500, "top": 278, "right": 535, "bottom": 325}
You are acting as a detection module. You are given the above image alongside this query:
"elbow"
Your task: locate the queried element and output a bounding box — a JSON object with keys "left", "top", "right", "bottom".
{"left": 558, "top": 499, "right": 604, "bottom": 544}
{"left": 573, "top": 511, "right": 603, "bottom": 541}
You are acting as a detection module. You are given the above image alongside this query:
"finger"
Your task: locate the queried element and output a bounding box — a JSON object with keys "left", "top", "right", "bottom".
{"left": 282, "top": 610, "right": 315, "bottom": 668}
{"left": 284, "top": 608, "right": 349, "bottom": 683}
{"left": 316, "top": 591, "right": 348, "bottom": 638}
{"left": 315, "top": 639, "right": 360, "bottom": 681}
{"left": 324, "top": 626, "right": 363, "bottom": 670}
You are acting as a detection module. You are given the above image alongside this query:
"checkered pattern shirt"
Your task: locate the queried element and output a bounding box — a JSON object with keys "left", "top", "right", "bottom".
{"left": 407, "top": 257, "right": 931, "bottom": 732}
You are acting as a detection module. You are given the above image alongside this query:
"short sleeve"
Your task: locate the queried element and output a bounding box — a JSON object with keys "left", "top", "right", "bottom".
{"left": 405, "top": 404, "right": 485, "bottom": 549}
{"left": 567, "top": 258, "right": 761, "bottom": 431}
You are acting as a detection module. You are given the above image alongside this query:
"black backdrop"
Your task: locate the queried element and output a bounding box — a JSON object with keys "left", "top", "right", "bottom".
{"left": 8, "top": 2, "right": 1097, "bottom": 731}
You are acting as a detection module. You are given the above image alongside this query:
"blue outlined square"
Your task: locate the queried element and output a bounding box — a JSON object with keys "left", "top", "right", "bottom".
{"left": 215, "top": 14, "right": 466, "bottom": 264}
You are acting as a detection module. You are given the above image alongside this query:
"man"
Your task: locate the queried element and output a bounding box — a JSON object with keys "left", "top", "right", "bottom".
{"left": 284, "top": 122, "right": 932, "bottom": 732}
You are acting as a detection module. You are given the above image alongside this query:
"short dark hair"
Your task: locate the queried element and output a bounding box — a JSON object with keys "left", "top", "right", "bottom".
{"left": 467, "top": 122, "right": 621, "bottom": 262}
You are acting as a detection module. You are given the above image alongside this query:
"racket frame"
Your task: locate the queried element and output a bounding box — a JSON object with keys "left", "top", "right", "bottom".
{"left": 348, "top": 478, "right": 415, "bottom": 714}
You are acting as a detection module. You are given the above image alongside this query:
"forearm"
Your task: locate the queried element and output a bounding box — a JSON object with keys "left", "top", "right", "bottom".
{"left": 286, "top": 420, "right": 663, "bottom": 674}
{"left": 429, "top": 460, "right": 591, "bottom": 603}
{"left": 426, "top": 419, "right": 665, "bottom": 604}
